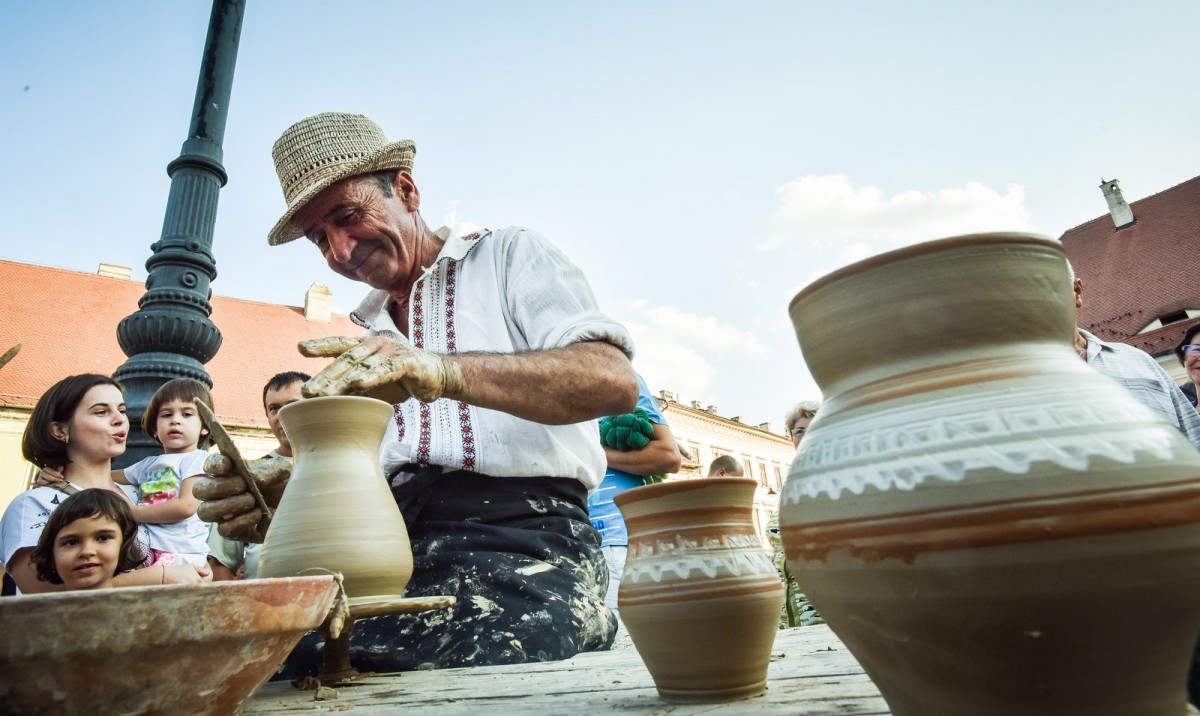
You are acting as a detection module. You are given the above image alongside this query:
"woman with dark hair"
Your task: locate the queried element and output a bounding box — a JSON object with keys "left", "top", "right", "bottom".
{"left": 1174, "top": 324, "right": 1200, "bottom": 408}
{"left": 0, "top": 374, "right": 210, "bottom": 593}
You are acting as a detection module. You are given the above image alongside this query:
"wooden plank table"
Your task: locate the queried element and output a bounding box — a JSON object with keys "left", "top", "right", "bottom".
{"left": 246, "top": 624, "right": 889, "bottom": 714}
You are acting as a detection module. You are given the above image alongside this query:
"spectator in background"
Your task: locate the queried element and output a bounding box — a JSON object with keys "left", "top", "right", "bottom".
{"left": 1067, "top": 266, "right": 1200, "bottom": 706}
{"left": 208, "top": 371, "right": 309, "bottom": 581}
{"left": 784, "top": 401, "right": 820, "bottom": 449}
{"left": 1174, "top": 324, "right": 1200, "bottom": 408}
{"left": 770, "top": 400, "right": 823, "bottom": 628}
{"left": 1069, "top": 266, "right": 1200, "bottom": 449}
{"left": 588, "top": 373, "right": 681, "bottom": 621}
{"left": 707, "top": 455, "right": 744, "bottom": 477}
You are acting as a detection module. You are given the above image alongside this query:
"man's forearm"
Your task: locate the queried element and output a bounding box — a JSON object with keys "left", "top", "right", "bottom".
{"left": 447, "top": 341, "right": 636, "bottom": 424}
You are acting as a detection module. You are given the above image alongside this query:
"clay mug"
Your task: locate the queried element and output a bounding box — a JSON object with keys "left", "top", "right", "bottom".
{"left": 258, "top": 395, "right": 413, "bottom": 600}
{"left": 616, "top": 477, "right": 784, "bottom": 703}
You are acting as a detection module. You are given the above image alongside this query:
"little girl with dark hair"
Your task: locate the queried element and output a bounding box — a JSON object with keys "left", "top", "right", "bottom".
{"left": 30, "top": 489, "right": 146, "bottom": 590}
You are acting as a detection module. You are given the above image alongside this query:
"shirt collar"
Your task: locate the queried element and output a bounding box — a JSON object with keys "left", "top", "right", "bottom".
{"left": 348, "top": 226, "right": 486, "bottom": 334}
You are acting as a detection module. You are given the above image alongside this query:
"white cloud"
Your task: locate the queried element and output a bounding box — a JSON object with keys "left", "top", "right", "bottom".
{"left": 616, "top": 302, "right": 769, "bottom": 405}
{"left": 763, "top": 175, "right": 1032, "bottom": 250}
{"left": 441, "top": 203, "right": 479, "bottom": 237}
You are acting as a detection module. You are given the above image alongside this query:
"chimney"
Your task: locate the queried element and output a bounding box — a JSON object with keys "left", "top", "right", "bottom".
{"left": 690, "top": 400, "right": 703, "bottom": 409}
{"left": 304, "top": 283, "right": 332, "bottom": 323}
{"left": 97, "top": 263, "right": 132, "bottom": 280}
{"left": 706, "top": 405, "right": 718, "bottom": 414}
{"left": 659, "top": 389, "right": 676, "bottom": 402}
{"left": 1099, "top": 178, "right": 1135, "bottom": 229}
{"left": 758, "top": 422, "right": 772, "bottom": 431}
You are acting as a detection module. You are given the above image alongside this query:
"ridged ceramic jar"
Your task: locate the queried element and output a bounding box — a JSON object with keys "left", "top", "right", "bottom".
{"left": 781, "top": 232, "right": 1200, "bottom": 715}
{"left": 258, "top": 396, "right": 413, "bottom": 600}
{"left": 616, "top": 477, "right": 784, "bottom": 703}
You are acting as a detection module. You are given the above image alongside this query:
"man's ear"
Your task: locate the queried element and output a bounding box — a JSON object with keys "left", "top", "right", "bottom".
{"left": 395, "top": 171, "right": 420, "bottom": 212}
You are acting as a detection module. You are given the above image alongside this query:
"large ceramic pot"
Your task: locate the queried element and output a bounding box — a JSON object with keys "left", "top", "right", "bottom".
{"left": 258, "top": 395, "right": 412, "bottom": 600}
{"left": 616, "top": 477, "right": 784, "bottom": 703}
{"left": 780, "top": 232, "right": 1200, "bottom": 715}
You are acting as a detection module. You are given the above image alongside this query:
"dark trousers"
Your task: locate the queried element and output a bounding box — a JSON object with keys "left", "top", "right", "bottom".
{"left": 278, "top": 469, "right": 616, "bottom": 677}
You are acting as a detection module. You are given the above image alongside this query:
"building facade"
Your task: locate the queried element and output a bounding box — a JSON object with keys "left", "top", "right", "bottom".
{"left": 0, "top": 259, "right": 359, "bottom": 511}
{"left": 652, "top": 390, "right": 797, "bottom": 548}
{"left": 1061, "top": 176, "right": 1200, "bottom": 384}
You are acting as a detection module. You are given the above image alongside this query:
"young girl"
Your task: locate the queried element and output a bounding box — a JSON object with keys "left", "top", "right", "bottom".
{"left": 29, "top": 489, "right": 145, "bottom": 590}
{"left": 0, "top": 374, "right": 210, "bottom": 593}
{"left": 118, "top": 378, "right": 214, "bottom": 567}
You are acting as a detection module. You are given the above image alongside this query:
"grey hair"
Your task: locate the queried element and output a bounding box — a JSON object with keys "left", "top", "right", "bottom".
{"left": 784, "top": 400, "right": 821, "bottom": 431}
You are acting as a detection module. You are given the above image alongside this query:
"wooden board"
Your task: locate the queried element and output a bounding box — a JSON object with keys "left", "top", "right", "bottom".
{"left": 246, "top": 624, "right": 889, "bottom": 714}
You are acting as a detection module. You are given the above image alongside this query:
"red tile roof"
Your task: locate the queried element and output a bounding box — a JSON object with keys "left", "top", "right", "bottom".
{"left": 0, "top": 259, "right": 361, "bottom": 428}
{"left": 1061, "top": 175, "right": 1200, "bottom": 355}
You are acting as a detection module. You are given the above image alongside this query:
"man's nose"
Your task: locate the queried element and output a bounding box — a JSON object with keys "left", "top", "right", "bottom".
{"left": 326, "top": 228, "right": 356, "bottom": 263}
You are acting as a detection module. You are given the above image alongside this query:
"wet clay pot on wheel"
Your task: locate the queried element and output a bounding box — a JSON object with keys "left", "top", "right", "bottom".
{"left": 781, "top": 232, "right": 1200, "bottom": 715}
{"left": 616, "top": 477, "right": 784, "bottom": 703}
{"left": 258, "top": 395, "right": 412, "bottom": 599}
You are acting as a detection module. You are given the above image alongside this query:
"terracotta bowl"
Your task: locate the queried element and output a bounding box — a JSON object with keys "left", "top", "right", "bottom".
{"left": 0, "top": 575, "right": 338, "bottom": 715}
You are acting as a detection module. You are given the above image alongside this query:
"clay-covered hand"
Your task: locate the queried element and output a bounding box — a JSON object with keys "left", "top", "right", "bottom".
{"left": 299, "top": 336, "right": 466, "bottom": 405}
{"left": 33, "top": 465, "right": 67, "bottom": 487}
{"left": 194, "top": 453, "right": 292, "bottom": 543}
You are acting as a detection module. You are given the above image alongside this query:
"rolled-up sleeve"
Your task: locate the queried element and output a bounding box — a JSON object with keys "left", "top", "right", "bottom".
{"left": 501, "top": 229, "right": 635, "bottom": 358}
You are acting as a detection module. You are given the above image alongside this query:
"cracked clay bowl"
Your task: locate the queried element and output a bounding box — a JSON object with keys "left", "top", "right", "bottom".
{"left": 0, "top": 575, "right": 338, "bottom": 715}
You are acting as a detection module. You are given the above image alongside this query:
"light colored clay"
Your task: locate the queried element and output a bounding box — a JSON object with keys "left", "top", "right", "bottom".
{"left": 258, "top": 395, "right": 413, "bottom": 599}
{"left": 617, "top": 477, "right": 783, "bottom": 703}
{"left": 782, "top": 232, "right": 1200, "bottom": 715}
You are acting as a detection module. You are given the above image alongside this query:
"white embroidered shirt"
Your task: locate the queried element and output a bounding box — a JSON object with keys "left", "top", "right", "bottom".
{"left": 350, "top": 226, "right": 635, "bottom": 490}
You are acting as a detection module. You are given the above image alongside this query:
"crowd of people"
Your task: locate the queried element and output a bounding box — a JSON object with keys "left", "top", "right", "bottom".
{"left": 3, "top": 112, "right": 1200, "bottom": 699}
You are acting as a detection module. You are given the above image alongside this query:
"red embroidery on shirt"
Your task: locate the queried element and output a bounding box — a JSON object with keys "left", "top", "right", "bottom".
{"left": 407, "top": 257, "right": 476, "bottom": 470}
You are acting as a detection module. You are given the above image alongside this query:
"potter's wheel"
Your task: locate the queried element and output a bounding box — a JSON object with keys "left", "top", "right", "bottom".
{"left": 347, "top": 593, "right": 456, "bottom": 619}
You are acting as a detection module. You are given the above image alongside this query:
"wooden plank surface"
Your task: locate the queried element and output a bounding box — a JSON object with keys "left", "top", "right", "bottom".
{"left": 246, "top": 624, "right": 889, "bottom": 714}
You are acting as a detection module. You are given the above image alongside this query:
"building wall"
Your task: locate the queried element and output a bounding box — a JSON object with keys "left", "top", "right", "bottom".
{"left": 0, "top": 407, "right": 35, "bottom": 512}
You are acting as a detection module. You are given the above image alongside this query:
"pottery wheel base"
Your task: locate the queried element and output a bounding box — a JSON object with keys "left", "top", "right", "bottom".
{"left": 318, "top": 595, "right": 457, "bottom": 684}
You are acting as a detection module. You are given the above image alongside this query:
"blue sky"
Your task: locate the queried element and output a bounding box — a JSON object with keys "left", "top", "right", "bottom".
{"left": 3, "top": 1, "right": 1198, "bottom": 428}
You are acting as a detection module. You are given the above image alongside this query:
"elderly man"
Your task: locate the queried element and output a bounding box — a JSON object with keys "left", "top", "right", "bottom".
{"left": 1070, "top": 267, "right": 1200, "bottom": 706}
{"left": 196, "top": 113, "right": 637, "bottom": 675}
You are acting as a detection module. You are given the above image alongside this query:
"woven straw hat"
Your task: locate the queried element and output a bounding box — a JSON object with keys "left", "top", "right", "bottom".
{"left": 268, "top": 112, "right": 416, "bottom": 246}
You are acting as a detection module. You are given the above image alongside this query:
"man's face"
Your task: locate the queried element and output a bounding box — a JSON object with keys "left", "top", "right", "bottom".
{"left": 264, "top": 381, "right": 305, "bottom": 456}
{"left": 296, "top": 173, "right": 420, "bottom": 293}
{"left": 790, "top": 416, "right": 812, "bottom": 448}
